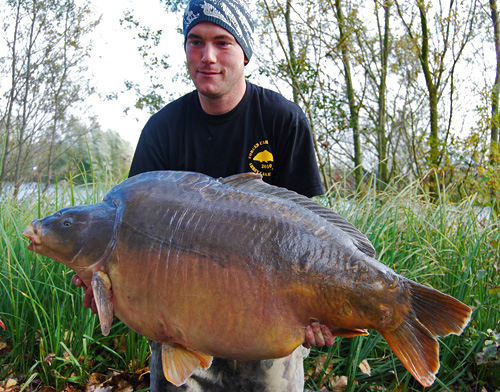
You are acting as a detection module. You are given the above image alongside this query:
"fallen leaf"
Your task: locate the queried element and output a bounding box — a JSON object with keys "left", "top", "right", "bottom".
{"left": 44, "top": 353, "right": 56, "bottom": 365}
{"left": 91, "top": 387, "right": 112, "bottom": 392}
{"left": 61, "top": 385, "right": 81, "bottom": 392}
{"left": 359, "top": 359, "right": 371, "bottom": 375}
{"left": 5, "top": 380, "right": 17, "bottom": 389}
{"left": 84, "top": 373, "right": 103, "bottom": 392}
{"left": 330, "top": 375, "right": 348, "bottom": 392}
{"left": 115, "top": 379, "right": 133, "bottom": 392}
{"left": 0, "top": 378, "right": 20, "bottom": 392}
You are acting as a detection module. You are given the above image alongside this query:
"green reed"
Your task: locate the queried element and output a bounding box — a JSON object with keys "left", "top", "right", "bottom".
{"left": 0, "top": 170, "right": 149, "bottom": 389}
{"left": 306, "top": 176, "right": 499, "bottom": 391}
{"left": 1, "top": 172, "right": 498, "bottom": 390}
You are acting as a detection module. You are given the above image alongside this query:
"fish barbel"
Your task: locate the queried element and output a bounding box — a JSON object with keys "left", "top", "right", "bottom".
{"left": 22, "top": 171, "right": 471, "bottom": 387}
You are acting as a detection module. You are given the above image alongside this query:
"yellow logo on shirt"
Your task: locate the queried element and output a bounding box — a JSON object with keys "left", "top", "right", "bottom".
{"left": 248, "top": 140, "right": 274, "bottom": 177}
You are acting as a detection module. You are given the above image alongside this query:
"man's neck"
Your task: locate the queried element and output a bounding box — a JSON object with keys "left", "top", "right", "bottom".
{"left": 198, "top": 79, "right": 247, "bottom": 115}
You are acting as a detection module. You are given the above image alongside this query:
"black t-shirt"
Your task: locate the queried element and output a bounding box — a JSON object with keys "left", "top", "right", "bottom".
{"left": 129, "top": 81, "right": 324, "bottom": 198}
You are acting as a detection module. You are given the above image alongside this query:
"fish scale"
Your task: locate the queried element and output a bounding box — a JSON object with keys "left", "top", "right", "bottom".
{"left": 23, "top": 170, "right": 471, "bottom": 388}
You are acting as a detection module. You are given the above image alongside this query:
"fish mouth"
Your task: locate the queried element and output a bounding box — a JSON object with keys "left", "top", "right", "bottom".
{"left": 22, "top": 223, "right": 41, "bottom": 252}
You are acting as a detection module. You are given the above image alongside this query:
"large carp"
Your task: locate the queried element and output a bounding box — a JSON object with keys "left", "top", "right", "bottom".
{"left": 23, "top": 171, "right": 471, "bottom": 387}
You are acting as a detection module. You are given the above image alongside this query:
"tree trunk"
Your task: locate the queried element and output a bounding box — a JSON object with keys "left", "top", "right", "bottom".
{"left": 0, "top": 0, "right": 22, "bottom": 192}
{"left": 491, "top": 0, "right": 500, "bottom": 164}
{"left": 376, "top": 0, "right": 391, "bottom": 189}
{"left": 285, "top": 0, "right": 299, "bottom": 104}
{"left": 262, "top": 0, "right": 330, "bottom": 190}
{"left": 334, "top": 0, "right": 363, "bottom": 187}
{"left": 416, "top": 0, "right": 439, "bottom": 198}
{"left": 13, "top": 0, "right": 38, "bottom": 198}
{"left": 46, "top": 2, "right": 72, "bottom": 191}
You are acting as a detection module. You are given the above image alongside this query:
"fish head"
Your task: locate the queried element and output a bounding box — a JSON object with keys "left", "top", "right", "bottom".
{"left": 23, "top": 202, "right": 117, "bottom": 277}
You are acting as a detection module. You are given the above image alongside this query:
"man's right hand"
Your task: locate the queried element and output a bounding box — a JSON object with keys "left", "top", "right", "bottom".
{"left": 72, "top": 274, "right": 98, "bottom": 314}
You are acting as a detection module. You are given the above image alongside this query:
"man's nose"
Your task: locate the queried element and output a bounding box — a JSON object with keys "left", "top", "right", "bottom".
{"left": 201, "top": 44, "right": 217, "bottom": 63}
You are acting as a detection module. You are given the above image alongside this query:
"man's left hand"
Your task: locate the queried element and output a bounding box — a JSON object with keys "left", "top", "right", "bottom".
{"left": 303, "top": 322, "right": 335, "bottom": 348}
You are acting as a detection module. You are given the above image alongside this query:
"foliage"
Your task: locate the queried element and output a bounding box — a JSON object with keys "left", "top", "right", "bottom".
{"left": 0, "top": 0, "right": 100, "bottom": 193}
{"left": 254, "top": 0, "right": 494, "bottom": 197}
{"left": 0, "top": 117, "right": 132, "bottom": 195}
{"left": 118, "top": 5, "right": 191, "bottom": 116}
{"left": 159, "top": 0, "right": 189, "bottom": 13}
{"left": 305, "top": 175, "right": 499, "bottom": 390}
{"left": 0, "top": 172, "right": 498, "bottom": 390}
{"left": 120, "top": 12, "right": 171, "bottom": 115}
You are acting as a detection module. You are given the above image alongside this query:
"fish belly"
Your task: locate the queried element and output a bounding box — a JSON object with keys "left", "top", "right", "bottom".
{"left": 110, "top": 247, "right": 314, "bottom": 360}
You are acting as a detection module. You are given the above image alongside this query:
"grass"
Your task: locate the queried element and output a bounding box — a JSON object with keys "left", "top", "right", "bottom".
{"left": 306, "top": 176, "right": 499, "bottom": 391}
{"left": 0, "top": 173, "right": 498, "bottom": 391}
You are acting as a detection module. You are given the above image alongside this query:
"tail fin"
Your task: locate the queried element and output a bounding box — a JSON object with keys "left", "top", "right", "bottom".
{"left": 381, "top": 280, "right": 471, "bottom": 387}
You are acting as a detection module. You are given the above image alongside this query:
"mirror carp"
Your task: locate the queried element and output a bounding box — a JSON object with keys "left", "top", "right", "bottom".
{"left": 23, "top": 171, "right": 471, "bottom": 387}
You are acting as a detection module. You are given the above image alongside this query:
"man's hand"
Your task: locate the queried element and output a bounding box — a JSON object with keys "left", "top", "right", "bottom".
{"left": 303, "top": 322, "right": 335, "bottom": 348}
{"left": 72, "top": 274, "right": 98, "bottom": 314}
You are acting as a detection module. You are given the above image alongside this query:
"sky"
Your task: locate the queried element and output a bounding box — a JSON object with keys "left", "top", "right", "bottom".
{"left": 85, "top": 0, "right": 187, "bottom": 148}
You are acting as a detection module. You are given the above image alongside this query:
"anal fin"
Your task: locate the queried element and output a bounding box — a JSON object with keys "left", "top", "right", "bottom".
{"left": 91, "top": 271, "right": 113, "bottom": 336}
{"left": 161, "top": 343, "right": 213, "bottom": 386}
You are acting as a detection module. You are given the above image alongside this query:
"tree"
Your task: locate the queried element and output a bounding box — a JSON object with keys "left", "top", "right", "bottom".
{"left": 259, "top": 0, "right": 333, "bottom": 188}
{"left": 396, "top": 0, "right": 479, "bottom": 197}
{"left": 44, "top": 0, "right": 99, "bottom": 190}
{"left": 0, "top": 0, "right": 98, "bottom": 194}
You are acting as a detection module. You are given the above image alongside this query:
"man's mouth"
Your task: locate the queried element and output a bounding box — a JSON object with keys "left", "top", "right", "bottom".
{"left": 198, "top": 69, "right": 220, "bottom": 76}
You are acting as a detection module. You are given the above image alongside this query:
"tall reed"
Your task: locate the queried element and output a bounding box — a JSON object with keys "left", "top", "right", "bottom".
{"left": 0, "top": 170, "right": 150, "bottom": 389}
{"left": 0, "top": 173, "right": 498, "bottom": 390}
{"left": 306, "top": 176, "right": 499, "bottom": 391}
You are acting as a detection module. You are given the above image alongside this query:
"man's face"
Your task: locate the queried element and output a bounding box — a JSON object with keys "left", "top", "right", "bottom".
{"left": 186, "top": 22, "right": 246, "bottom": 100}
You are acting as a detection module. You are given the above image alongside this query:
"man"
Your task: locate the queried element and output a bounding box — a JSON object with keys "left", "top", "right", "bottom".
{"left": 75, "top": 0, "right": 335, "bottom": 390}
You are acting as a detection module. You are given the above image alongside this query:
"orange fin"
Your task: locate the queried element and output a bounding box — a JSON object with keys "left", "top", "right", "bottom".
{"left": 190, "top": 350, "right": 213, "bottom": 369}
{"left": 0, "top": 318, "right": 5, "bottom": 330}
{"left": 161, "top": 343, "right": 213, "bottom": 386}
{"left": 331, "top": 328, "right": 369, "bottom": 337}
{"left": 91, "top": 271, "right": 113, "bottom": 336}
{"left": 382, "top": 280, "right": 472, "bottom": 387}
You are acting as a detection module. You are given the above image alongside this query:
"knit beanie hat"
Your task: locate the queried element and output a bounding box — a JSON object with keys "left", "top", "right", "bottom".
{"left": 183, "top": 0, "right": 255, "bottom": 62}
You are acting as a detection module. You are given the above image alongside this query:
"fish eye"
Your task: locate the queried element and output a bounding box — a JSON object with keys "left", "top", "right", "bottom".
{"left": 62, "top": 217, "right": 73, "bottom": 227}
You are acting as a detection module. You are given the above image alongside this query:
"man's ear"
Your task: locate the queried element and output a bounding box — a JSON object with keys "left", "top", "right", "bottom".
{"left": 244, "top": 56, "right": 249, "bottom": 65}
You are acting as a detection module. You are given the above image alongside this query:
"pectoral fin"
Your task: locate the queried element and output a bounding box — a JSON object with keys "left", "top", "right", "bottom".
{"left": 91, "top": 271, "right": 113, "bottom": 336}
{"left": 0, "top": 318, "right": 5, "bottom": 330}
{"left": 161, "top": 343, "right": 213, "bottom": 386}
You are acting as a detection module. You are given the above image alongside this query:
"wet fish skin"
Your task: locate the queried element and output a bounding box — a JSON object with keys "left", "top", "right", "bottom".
{"left": 24, "top": 204, "right": 116, "bottom": 279}
{"left": 22, "top": 171, "right": 472, "bottom": 388}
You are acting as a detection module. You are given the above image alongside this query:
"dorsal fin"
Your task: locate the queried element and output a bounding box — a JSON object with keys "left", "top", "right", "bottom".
{"left": 220, "top": 173, "right": 376, "bottom": 258}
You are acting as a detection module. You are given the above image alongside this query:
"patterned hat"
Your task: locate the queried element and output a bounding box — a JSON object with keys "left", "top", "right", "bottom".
{"left": 183, "top": 0, "right": 255, "bottom": 62}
